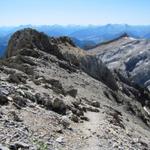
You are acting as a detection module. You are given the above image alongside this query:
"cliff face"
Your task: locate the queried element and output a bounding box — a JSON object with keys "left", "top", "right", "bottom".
{"left": 0, "top": 28, "right": 150, "bottom": 149}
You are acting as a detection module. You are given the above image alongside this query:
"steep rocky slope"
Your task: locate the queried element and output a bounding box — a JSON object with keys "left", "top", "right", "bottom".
{"left": 6, "top": 28, "right": 118, "bottom": 91}
{"left": 0, "top": 29, "right": 150, "bottom": 150}
{"left": 89, "top": 34, "right": 150, "bottom": 90}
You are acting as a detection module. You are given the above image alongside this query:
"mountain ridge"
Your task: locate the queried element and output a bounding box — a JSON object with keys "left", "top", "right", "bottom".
{"left": 1, "top": 24, "right": 150, "bottom": 57}
{"left": 0, "top": 28, "right": 150, "bottom": 149}
{"left": 89, "top": 34, "right": 150, "bottom": 91}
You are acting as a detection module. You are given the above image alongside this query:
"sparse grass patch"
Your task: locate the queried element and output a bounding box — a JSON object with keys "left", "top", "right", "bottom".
{"left": 33, "top": 139, "right": 48, "bottom": 150}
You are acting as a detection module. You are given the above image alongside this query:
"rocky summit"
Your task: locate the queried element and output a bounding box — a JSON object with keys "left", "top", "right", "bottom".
{"left": 0, "top": 28, "right": 150, "bottom": 150}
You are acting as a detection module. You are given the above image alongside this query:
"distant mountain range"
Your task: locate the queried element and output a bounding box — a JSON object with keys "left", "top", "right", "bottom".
{"left": 1, "top": 24, "right": 150, "bottom": 57}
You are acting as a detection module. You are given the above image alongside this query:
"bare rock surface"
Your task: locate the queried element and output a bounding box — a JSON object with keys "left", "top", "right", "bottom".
{"left": 89, "top": 35, "right": 150, "bottom": 90}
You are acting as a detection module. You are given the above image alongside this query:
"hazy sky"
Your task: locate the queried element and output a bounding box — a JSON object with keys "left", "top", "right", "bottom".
{"left": 0, "top": 0, "right": 150, "bottom": 26}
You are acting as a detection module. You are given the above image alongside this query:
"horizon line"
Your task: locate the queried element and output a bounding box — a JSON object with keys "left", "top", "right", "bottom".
{"left": 1, "top": 23, "right": 150, "bottom": 28}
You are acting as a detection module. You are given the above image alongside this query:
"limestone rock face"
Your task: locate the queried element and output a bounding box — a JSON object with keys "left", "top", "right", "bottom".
{"left": 80, "top": 54, "right": 118, "bottom": 90}
{"left": 89, "top": 35, "right": 150, "bottom": 90}
{"left": 6, "top": 28, "right": 76, "bottom": 59}
{"left": 6, "top": 28, "right": 52, "bottom": 57}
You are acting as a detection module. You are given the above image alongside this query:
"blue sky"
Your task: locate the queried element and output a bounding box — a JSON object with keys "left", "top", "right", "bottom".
{"left": 0, "top": 0, "right": 150, "bottom": 26}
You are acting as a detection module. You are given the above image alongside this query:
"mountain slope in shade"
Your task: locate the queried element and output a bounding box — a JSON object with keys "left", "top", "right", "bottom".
{"left": 89, "top": 34, "right": 150, "bottom": 90}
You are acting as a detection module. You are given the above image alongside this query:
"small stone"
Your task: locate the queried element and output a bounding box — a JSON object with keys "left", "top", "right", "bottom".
{"left": 9, "top": 142, "right": 29, "bottom": 149}
{"left": 71, "top": 107, "right": 77, "bottom": 114}
{"left": 71, "top": 114, "right": 79, "bottom": 123}
{"left": 25, "top": 91, "right": 36, "bottom": 102}
{"left": 33, "top": 79, "right": 41, "bottom": 85}
{"left": 8, "top": 73, "right": 27, "bottom": 84}
{"left": 60, "top": 116, "right": 70, "bottom": 128}
{"left": 13, "top": 95, "right": 27, "bottom": 108}
{"left": 80, "top": 120, "right": 84, "bottom": 123}
{"left": 35, "top": 93, "right": 43, "bottom": 104}
{"left": 43, "top": 84, "right": 52, "bottom": 89}
{"left": 139, "top": 139, "right": 148, "bottom": 147}
{"left": 28, "top": 103, "right": 36, "bottom": 108}
{"left": 0, "top": 88, "right": 9, "bottom": 96}
{"left": 0, "top": 144, "right": 9, "bottom": 150}
{"left": 86, "top": 106, "right": 99, "bottom": 112}
{"left": 56, "top": 136, "right": 64, "bottom": 144}
{"left": 132, "top": 138, "right": 139, "bottom": 144}
{"left": 0, "top": 95, "right": 9, "bottom": 105}
{"left": 56, "top": 128, "right": 63, "bottom": 134}
{"left": 78, "top": 105, "right": 87, "bottom": 112}
{"left": 44, "top": 99, "right": 52, "bottom": 110}
{"left": 112, "top": 143, "right": 119, "bottom": 148}
{"left": 76, "top": 109, "right": 84, "bottom": 116}
{"left": 65, "top": 88, "right": 78, "bottom": 98}
{"left": 52, "top": 97, "right": 66, "bottom": 114}
{"left": 91, "top": 101, "right": 100, "bottom": 108}
{"left": 80, "top": 116, "right": 89, "bottom": 121}
{"left": 7, "top": 96, "right": 13, "bottom": 101}
{"left": 48, "top": 79, "right": 63, "bottom": 94}
{"left": 8, "top": 74, "right": 20, "bottom": 84}
{"left": 9, "top": 111, "right": 22, "bottom": 122}
{"left": 16, "top": 89, "right": 25, "bottom": 96}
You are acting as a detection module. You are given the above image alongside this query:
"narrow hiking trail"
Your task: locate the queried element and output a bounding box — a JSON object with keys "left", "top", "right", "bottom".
{"left": 60, "top": 110, "right": 107, "bottom": 150}
{"left": 78, "top": 111, "right": 103, "bottom": 150}
{"left": 75, "top": 109, "right": 115, "bottom": 150}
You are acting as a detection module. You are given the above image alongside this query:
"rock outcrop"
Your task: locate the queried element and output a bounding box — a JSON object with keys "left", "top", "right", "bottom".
{"left": 6, "top": 28, "right": 118, "bottom": 90}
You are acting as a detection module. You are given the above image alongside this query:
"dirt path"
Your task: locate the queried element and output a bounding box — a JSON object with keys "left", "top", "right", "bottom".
{"left": 78, "top": 111, "right": 102, "bottom": 150}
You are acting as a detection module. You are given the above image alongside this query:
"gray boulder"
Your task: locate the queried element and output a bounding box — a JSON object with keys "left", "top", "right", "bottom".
{"left": 52, "top": 97, "right": 67, "bottom": 114}
{"left": 0, "top": 95, "right": 9, "bottom": 105}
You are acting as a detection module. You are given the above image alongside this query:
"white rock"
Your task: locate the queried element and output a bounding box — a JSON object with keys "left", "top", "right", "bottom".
{"left": 143, "top": 106, "right": 150, "bottom": 116}
{"left": 7, "top": 96, "right": 13, "bottom": 101}
{"left": 0, "top": 144, "right": 9, "bottom": 150}
{"left": 61, "top": 115, "right": 70, "bottom": 128}
{"left": 56, "top": 136, "right": 64, "bottom": 144}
